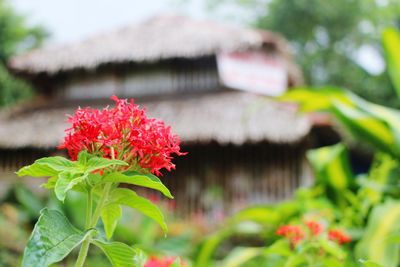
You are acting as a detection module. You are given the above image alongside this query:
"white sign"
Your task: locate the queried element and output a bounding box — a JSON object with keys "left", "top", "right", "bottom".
{"left": 217, "top": 50, "right": 288, "bottom": 96}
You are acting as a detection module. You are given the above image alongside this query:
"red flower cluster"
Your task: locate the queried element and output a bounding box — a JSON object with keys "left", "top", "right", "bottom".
{"left": 58, "top": 96, "right": 185, "bottom": 175}
{"left": 144, "top": 256, "right": 181, "bottom": 267}
{"left": 276, "top": 225, "right": 305, "bottom": 246}
{"left": 306, "top": 221, "right": 323, "bottom": 236}
{"left": 328, "top": 229, "right": 351, "bottom": 245}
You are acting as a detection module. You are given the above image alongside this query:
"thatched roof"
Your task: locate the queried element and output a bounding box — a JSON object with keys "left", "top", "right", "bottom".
{"left": 9, "top": 15, "right": 293, "bottom": 76}
{"left": 0, "top": 91, "right": 310, "bottom": 149}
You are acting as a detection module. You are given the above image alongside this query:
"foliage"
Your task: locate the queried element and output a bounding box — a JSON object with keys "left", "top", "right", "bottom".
{"left": 382, "top": 27, "right": 400, "bottom": 98}
{"left": 192, "top": 130, "right": 400, "bottom": 266}
{"left": 0, "top": 0, "right": 47, "bottom": 107}
{"left": 0, "top": 183, "right": 194, "bottom": 267}
{"left": 16, "top": 97, "right": 185, "bottom": 267}
{"left": 355, "top": 200, "right": 400, "bottom": 267}
{"left": 21, "top": 209, "right": 95, "bottom": 267}
{"left": 282, "top": 87, "right": 400, "bottom": 158}
{"left": 187, "top": 25, "right": 400, "bottom": 266}
{"left": 0, "top": 0, "right": 46, "bottom": 62}
{"left": 276, "top": 27, "right": 400, "bottom": 266}
{"left": 195, "top": 202, "right": 299, "bottom": 267}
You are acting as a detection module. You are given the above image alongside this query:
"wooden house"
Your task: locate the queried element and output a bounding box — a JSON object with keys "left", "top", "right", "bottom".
{"left": 0, "top": 15, "right": 311, "bottom": 217}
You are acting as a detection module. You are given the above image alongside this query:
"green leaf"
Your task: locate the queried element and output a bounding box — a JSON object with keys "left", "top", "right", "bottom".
{"left": 196, "top": 229, "right": 233, "bottom": 267}
{"left": 382, "top": 27, "right": 400, "bottom": 98}
{"left": 359, "top": 259, "right": 384, "bottom": 267}
{"left": 170, "top": 258, "right": 183, "bottom": 267}
{"left": 307, "top": 144, "right": 354, "bottom": 190}
{"left": 280, "top": 86, "right": 352, "bottom": 112}
{"left": 22, "top": 209, "right": 93, "bottom": 267}
{"left": 331, "top": 98, "right": 400, "bottom": 157}
{"left": 104, "top": 171, "right": 173, "bottom": 199}
{"left": 54, "top": 172, "right": 87, "bottom": 202}
{"left": 65, "top": 174, "right": 87, "bottom": 192}
{"left": 284, "top": 254, "right": 307, "bottom": 267}
{"left": 264, "top": 239, "right": 292, "bottom": 257}
{"left": 77, "top": 150, "right": 91, "bottom": 165}
{"left": 355, "top": 200, "right": 400, "bottom": 267}
{"left": 88, "top": 173, "right": 102, "bottom": 186}
{"left": 101, "top": 204, "right": 122, "bottom": 240}
{"left": 221, "top": 247, "right": 263, "bottom": 267}
{"left": 282, "top": 88, "right": 400, "bottom": 157}
{"left": 108, "top": 188, "right": 167, "bottom": 233}
{"left": 92, "top": 239, "right": 140, "bottom": 267}
{"left": 86, "top": 157, "right": 128, "bottom": 172}
{"left": 386, "top": 234, "right": 400, "bottom": 244}
{"left": 36, "top": 156, "right": 76, "bottom": 171}
{"left": 16, "top": 162, "right": 59, "bottom": 177}
{"left": 229, "top": 202, "right": 298, "bottom": 226}
{"left": 41, "top": 176, "right": 58, "bottom": 189}
{"left": 54, "top": 172, "right": 72, "bottom": 202}
{"left": 319, "top": 239, "right": 346, "bottom": 260}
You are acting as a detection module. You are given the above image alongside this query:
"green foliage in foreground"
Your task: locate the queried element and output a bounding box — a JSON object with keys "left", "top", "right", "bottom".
{"left": 195, "top": 118, "right": 400, "bottom": 266}
{"left": 16, "top": 151, "right": 173, "bottom": 267}
{"left": 191, "top": 26, "right": 400, "bottom": 267}
{"left": 22, "top": 209, "right": 95, "bottom": 267}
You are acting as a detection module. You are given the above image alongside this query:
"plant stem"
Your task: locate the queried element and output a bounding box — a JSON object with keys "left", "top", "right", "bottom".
{"left": 74, "top": 184, "right": 112, "bottom": 267}
{"left": 85, "top": 189, "right": 92, "bottom": 228}
{"left": 74, "top": 190, "right": 94, "bottom": 267}
{"left": 75, "top": 238, "right": 91, "bottom": 267}
{"left": 75, "top": 148, "right": 115, "bottom": 267}
{"left": 90, "top": 182, "right": 112, "bottom": 227}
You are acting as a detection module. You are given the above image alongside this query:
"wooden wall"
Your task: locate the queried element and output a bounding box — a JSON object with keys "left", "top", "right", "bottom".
{"left": 146, "top": 141, "right": 309, "bottom": 218}
{"left": 54, "top": 57, "right": 220, "bottom": 100}
{"left": 0, "top": 149, "right": 48, "bottom": 173}
{"left": 0, "top": 149, "right": 50, "bottom": 198}
{"left": 0, "top": 141, "right": 310, "bottom": 218}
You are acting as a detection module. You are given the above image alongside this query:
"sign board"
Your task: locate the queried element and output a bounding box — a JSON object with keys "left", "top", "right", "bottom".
{"left": 217, "top": 50, "right": 288, "bottom": 96}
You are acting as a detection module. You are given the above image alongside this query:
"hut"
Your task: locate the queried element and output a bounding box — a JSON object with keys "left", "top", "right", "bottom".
{"left": 0, "top": 15, "right": 311, "bottom": 217}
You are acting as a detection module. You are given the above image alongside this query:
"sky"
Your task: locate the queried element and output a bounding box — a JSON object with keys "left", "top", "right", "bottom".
{"left": 11, "top": 0, "right": 251, "bottom": 45}
{"left": 11, "top": 0, "right": 201, "bottom": 44}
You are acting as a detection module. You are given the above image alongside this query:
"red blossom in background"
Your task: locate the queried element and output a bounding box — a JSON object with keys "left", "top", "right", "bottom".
{"left": 144, "top": 256, "right": 182, "bottom": 267}
{"left": 328, "top": 229, "right": 351, "bottom": 245}
{"left": 306, "top": 221, "right": 323, "bottom": 236}
{"left": 276, "top": 225, "right": 305, "bottom": 247}
{"left": 58, "top": 96, "right": 185, "bottom": 175}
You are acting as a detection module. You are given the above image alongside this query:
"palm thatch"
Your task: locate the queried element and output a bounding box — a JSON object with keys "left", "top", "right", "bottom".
{"left": 0, "top": 91, "right": 310, "bottom": 149}
{"left": 9, "top": 15, "right": 297, "bottom": 78}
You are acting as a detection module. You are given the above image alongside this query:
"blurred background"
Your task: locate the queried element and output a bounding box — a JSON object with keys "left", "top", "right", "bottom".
{"left": 1, "top": 0, "right": 400, "bottom": 266}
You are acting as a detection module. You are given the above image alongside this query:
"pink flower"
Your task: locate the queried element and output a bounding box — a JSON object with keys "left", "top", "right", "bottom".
{"left": 58, "top": 96, "right": 185, "bottom": 175}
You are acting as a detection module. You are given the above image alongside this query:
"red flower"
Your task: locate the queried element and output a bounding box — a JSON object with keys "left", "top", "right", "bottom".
{"left": 306, "top": 221, "right": 323, "bottom": 236}
{"left": 328, "top": 229, "right": 351, "bottom": 245}
{"left": 276, "top": 225, "right": 305, "bottom": 246}
{"left": 58, "top": 96, "right": 185, "bottom": 175}
{"left": 144, "top": 256, "right": 181, "bottom": 267}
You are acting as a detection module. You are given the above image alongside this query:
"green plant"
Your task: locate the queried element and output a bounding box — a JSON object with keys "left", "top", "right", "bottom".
{"left": 16, "top": 96, "right": 185, "bottom": 267}
{"left": 0, "top": 0, "right": 47, "bottom": 107}
{"left": 278, "top": 26, "right": 400, "bottom": 267}
{"left": 193, "top": 26, "right": 400, "bottom": 267}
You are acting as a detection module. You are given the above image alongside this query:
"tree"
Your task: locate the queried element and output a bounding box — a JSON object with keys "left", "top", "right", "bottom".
{"left": 207, "top": 0, "right": 400, "bottom": 107}
{"left": 0, "top": 0, "right": 47, "bottom": 107}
